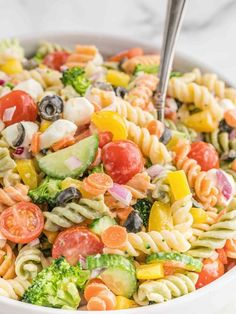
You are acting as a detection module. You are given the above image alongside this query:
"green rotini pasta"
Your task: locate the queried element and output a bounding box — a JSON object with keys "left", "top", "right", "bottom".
{"left": 0, "top": 148, "right": 16, "bottom": 177}
{"left": 165, "top": 119, "right": 198, "bottom": 141}
{"left": 205, "top": 129, "right": 236, "bottom": 153}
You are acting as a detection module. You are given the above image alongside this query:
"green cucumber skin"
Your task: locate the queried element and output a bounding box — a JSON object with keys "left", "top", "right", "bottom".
{"left": 89, "top": 216, "right": 117, "bottom": 235}
{"left": 86, "top": 254, "right": 137, "bottom": 298}
{"left": 146, "top": 252, "right": 203, "bottom": 272}
{"left": 38, "top": 135, "right": 98, "bottom": 179}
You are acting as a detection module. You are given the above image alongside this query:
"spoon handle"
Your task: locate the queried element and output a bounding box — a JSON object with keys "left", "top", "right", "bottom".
{"left": 155, "top": 0, "right": 188, "bottom": 122}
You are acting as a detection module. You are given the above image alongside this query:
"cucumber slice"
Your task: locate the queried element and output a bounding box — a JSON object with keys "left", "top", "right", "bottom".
{"left": 146, "top": 252, "right": 203, "bottom": 272}
{"left": 89, "top": 216, "right": 117, "bottom": 235}
{"left": 86, "top": 254, "right": 137, "bottom": 298}
{"left": 38, "top": 134, "right": 98, "bottom": 179}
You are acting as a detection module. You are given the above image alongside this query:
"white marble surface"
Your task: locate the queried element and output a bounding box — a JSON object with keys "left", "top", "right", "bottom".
{"left": 0, "top": 0, "right": 236, "bottom": 82}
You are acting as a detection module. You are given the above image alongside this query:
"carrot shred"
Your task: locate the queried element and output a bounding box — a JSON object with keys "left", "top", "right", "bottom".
{"left": 51, "top": 135, "right": 75, "bottom": 151}
{"left": 31, "top": 132, "right": 41, "bottom": 155}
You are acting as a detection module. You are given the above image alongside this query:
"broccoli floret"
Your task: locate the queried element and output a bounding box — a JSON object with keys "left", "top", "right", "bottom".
{"left": 61, "top": 66, "right": 91, "bottom": 96}
{"left": 89, "top": 164, "right": 104, "bottom": 174}
{"left": 28, "top": 176, "right": 62, "bottom": 208}
{"left": 23, "top": 258, "right": 90, "bottom": 310}
{"left": 170, "top": 71, "right": 182, "bottom": 78}
{"left": 133, "top": 198, "right": 152, "bottom": 227}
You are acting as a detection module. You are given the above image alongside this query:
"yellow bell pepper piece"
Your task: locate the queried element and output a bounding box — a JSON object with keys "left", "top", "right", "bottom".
{"left": 61, "top": 177, "right": 82, "bottom": 190}
{"left": 16, "top": 159, "right": 38, "bottom": 189}
{"left": 184, "top": 110, "right": 218, "bottom": 132}
{"left": 106, "top": 70, "right": 130, "bottom": 88}
{"left": 190, "top": 207, "right": 208, "bottom": 224}
{"left": 40, "top": 120, "right": 52, "bottom": 133}
{"left": 91, "top": 111, "right": 128, "bottom": 140}
{"left": 136, "top": 263, "right": 164, "bottom": 280}
{"left": 148, "top": 201, "right": 173, "bottom": 232}
{"left": 167, "top": 170, "right": 191, "bottom": 200}
{"left": 0, "top": 58, "right": 23, "bottom": 75}
{"left": 115, "top": 296, "right": 137, "bottom": 309}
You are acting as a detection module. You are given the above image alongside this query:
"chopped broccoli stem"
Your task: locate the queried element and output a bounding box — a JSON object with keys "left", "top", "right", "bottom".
{"left": 23, "top": 258, "right": 89, "bottom": 310}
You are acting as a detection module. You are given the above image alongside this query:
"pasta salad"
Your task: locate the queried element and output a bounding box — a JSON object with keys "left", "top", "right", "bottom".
{"left": 0, "top": 38, "right": 235, "bottom": 311}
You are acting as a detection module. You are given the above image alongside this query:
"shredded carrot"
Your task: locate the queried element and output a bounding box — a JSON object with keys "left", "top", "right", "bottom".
{"left": 51, "top": 135, "right": 75, "bottom": 151}
{"left": 74, "top": 129, "right": 91, "bottom": 143}
{"left": 31, "top": 132, "right": 41, "bottom": 155}
{"left": 101, "top": 225, "right": 128, "bottom": 248}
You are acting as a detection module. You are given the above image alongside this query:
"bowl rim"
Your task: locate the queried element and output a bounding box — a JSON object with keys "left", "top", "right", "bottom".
{"left": 0, "top": 31, "right": 235, "bottom": 313}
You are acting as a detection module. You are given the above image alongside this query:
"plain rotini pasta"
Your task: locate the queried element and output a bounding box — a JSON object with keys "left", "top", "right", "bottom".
{"left": 2, "top": 170, "right": 21, "bottom": 187}
{"left": 66, "top": 44, "right": 102, "bottom": 68}
{"left": 0, "top": 244, "right": 16, "bottom": 279}
{"left": 134, "top": 272, "right": 198, "bottom": 305}
{"left": 15, "top": 244, "right": 50, "bottom": 280}
{"left": 188, "top": 210, "right": 236, "bottom": 258}
{"left": 44, "top": 196, "right": 110, "bottom": 232}
{"left": 113, "top": 97, "right": 154, "bottom": 127}
{"left": 125, "top": 120, "right": 172, "bottom": 164}
{"left": 122, "top": 54, "right": 160, "bottom": 74}
{"left": 171, "top": 195, "right": 193, "bottom": 239}
{"left": 0, "top": 147, "right": 16, "bottom": 178}
{"left": 0, "top": 277, "right": 31, "bottom": 300}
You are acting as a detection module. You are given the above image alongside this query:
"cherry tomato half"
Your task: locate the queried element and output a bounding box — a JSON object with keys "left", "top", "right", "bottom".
{"left": 188, "top": 141, "right": 219, "bottom": 171}
{"left": 43, "top": 51, "right": 69, "bottom": 71}
{"left": 0, "top": 90, "right": 37, "bottom": 126}
{"left": 101, "top": 140, "right": 144, "bottom": 184}
{"left": 196, "top": 258, "right": 224, "bottom": 289}
{"left": 52, "top": 227, "right": 104, "bottom": 265}
{"left": 0, "top": 202, "right": 44, "bottom": 244}
{"left": 98, "top": 131, "right": 113, "bottom": 148}
{"left": 109, "top": 48, "right": 144, "bottom": 62}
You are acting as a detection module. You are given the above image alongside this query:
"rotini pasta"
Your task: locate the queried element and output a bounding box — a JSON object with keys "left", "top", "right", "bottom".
{"left": 0, "top": 148, "right": 16, "bottom": 178}
{"left": 134, "top": 272, "right": 198, "bottom": 305}
{"left": 123, "top": 172, "right": 155, "bottom": 200}
{"left": 66, "top": 45, "right": 102, "bottom": 68}
{"left": 2, "top": 170, "right": 21, "bottom": 187}
{"left": 0, "top": 277, "right": 31, "bottom": 300}
{"left": 0, "top": 244, "right": 16, "bottom": 279}
{"left": 44, "top": 196, "right": 110, "bottom": 232}
{"left": 122, "top": 54, "right": 160, "bottom": 74}
{"left": 125, "top": 120, "right": 172, "bottom": 164}
{"left": 0, "top": 183, "right": 30, "bottom": 212}
{"left": 164, "top": 119, "right": 197, "bottom": 141}
{"left": 205, "top": 129, "right": 236, "bottom": 154}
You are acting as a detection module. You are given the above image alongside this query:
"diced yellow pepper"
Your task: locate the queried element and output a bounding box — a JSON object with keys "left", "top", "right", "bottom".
{"left": 61, "top": 177, "right": 82, "bottom": 190}
{"left": 184, "top": 110, "right": 218, "bottom": 132}
{"left": 190, "top": 207, "right": 208, "bottom": 224}
{"left": 40, "top": 120, "right": 52, "bottom": 133}
{"left": 167, "top": 170, "right": 191, "bottom": 200}
{"left": 115, "top": 296, "right": 137, "bottom": 310}
{"left": 91, "top": 111, "right": 128, "bottom": 140}
{"left": 148, "top": 201, "right": 173, "bottom": 232}
{"left": 0, "top": 58, "right": 23, "bottom": 74}
{"left": 16, "top": 159, "right": 38, "bottom": 189}
{"left": 106, "top": 70, "right": 130, "bottom": 88}
{"left": 136, "top": 263, "right": 164, "bottom": 280}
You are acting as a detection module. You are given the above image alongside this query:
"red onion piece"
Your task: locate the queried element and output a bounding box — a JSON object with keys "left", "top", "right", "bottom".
{"left": 0, "top": 79, "right": 5, "bottom": 86}
{"left": 13, "top": 147, "right": 32, "bottom": 159}
{"left": 29, "top": 238, "right": 40, "bottom": 247}
{"left": 146, "top": 164, "right": 164, "bottom": 178}
{"left": 108, "top": 183, "right": 132, "bottom": 206}
{"left": 64, "top": 156, "right": 82, "bottom": 171}
{"left": 216, "top": 170, "right": 233, "bottom": 200}
{"left": 90, "top": 268, "right": 105, "bottom": 279}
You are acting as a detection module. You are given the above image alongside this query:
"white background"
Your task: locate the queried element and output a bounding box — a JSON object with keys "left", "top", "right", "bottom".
{"left": 0, "top": 0, "right": 236, "bottom": 81}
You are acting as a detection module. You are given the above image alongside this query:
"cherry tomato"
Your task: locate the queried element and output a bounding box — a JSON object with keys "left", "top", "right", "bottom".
{"left": 52, "top": 227, "right": 104, "bottom": 265}
{"left": 101, "top": 140, "right": 144, "bottom": 184}
{"left": 0, "top": 202, "right": 44, "bottom": 244}
{"left": 98, "top": 131, "right": 113, "bottom": 148}
{"left": 196, "top": 258, "right": 224, "bottom": 289}
{"left": 109, "top": 48, "right": 144, "bottom": 62}
{"left": 43, "top": 51, "right": 69, "bottom": 71}
{"left": 0, "top": 90, "right": 37, "bottom": 126}
{"left": 188, "top": 141, "right": 219, "bottom": 171}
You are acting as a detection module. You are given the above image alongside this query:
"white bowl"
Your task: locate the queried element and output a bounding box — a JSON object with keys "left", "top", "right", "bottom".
{"left": 0, "top": 33, "right": 235, "bottom": 314}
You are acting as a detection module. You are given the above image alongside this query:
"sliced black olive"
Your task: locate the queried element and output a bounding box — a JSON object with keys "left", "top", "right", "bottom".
{"left": 40, "top": 148, "right": 48, "bottom": 155}
{"left": 94, "top": 81, "right": 113, "bottom": 91}
{"left": 12, "top": 123, "right": 25, "bottom": 147}
{"left": 56, "top": 187, "right": 82, "bottom": 205}
{"left": 159, "top": 127, "right": 172, "bottom": 145}
{"left": 219, "top": 119, "right": 233, "bottom": 133}
{"left": 114, "top": 86, "right": 127, "bottom": 99}
{"left": 38, "top": 95, "right": 64, "bottom": 121}
{"left": 221, "top": 150, "right": 236, "bottom": 162}
{"left": 123, "top": 210, "right": 143, "bottom": 233}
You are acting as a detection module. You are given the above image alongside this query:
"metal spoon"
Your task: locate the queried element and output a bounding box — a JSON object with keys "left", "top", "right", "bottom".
{"left": 155, "top": 0, "right": 188, "bottom": 122}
